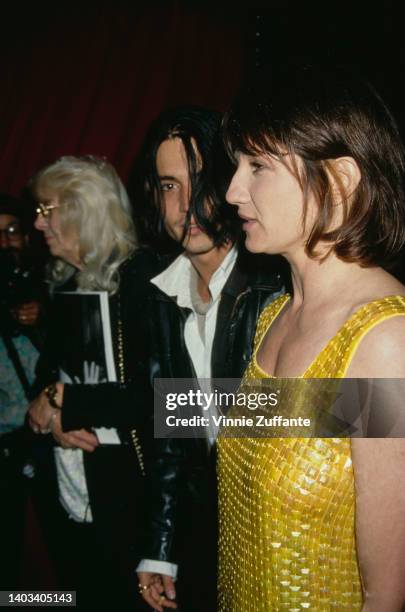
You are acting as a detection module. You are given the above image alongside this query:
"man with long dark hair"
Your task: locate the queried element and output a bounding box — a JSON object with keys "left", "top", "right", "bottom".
{"left": 135, "top": 107, "right": 286, "bottom": 611}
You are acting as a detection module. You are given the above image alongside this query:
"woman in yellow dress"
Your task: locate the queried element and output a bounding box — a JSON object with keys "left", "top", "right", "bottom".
{"left": 218, "top": 64, "right": 405, "bottom": 611}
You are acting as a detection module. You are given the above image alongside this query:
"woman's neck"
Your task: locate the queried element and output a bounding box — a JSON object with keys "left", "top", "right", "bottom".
{"left": 286, "top": 249, "right": 376, "bottom": 310}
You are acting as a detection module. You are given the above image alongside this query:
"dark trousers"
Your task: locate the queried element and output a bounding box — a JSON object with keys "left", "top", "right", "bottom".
{"left": 35, "top": 500, "right": 150, "bottom": 612}
{"left": 0, "top": 429, "right": 31, "bottom": 590}
{"left": 31, "top": 444, "right": 150, "bottom": 612}
{"left": 174, "top": 460, "right": 218, "bottom": 612}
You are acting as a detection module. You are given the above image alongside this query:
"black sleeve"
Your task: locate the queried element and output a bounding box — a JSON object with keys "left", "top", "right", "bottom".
{"left": 139, "top": 437, "right": 187, "bottom": 563}
{"left": 60, "top": 376, "right": 153, "bottom": 431}
{"left": 139, "top": 437, "right": 215, "bottom": 565}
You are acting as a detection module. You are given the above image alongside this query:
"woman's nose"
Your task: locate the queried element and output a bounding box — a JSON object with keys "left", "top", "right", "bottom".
{"left": 34, "top": 213, "right": 47, "bottom": 231}
{"left": 226, "top": 171, "right": 248, "bottom": 206}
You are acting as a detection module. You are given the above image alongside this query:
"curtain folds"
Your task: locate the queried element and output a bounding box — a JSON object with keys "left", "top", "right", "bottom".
{"left": 0, "top": 3, "right": 247, "bottom": 195}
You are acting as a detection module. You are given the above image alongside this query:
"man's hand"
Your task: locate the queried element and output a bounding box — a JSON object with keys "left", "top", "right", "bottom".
{"left": 137, "top": 572, "right": 177, "bottom": 611}
{"left": 13, "top": 300, "right": 41, "bottom": 327}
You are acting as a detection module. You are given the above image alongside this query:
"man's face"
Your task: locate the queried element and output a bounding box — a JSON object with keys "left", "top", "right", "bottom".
{"left": 156, "top": 137, "right": 216, "bottom": 256}
{"left": 0, "top": 214, "right": 25, "bottom": 251}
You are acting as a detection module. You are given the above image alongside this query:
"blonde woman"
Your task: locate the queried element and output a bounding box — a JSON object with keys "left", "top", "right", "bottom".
{"left": 28, "top": 156, "right": 159, "bottom": 610}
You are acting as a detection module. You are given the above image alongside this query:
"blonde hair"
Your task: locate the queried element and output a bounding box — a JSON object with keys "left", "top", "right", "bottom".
{"left": 32, "top": 155, "right": 137, "bottom": 293}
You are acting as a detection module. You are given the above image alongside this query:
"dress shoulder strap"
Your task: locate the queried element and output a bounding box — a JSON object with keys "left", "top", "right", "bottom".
{"left": 306, "top": 295, "right": 405, "bottom": 378}
{"left": 253, "top": 294, "right": 290, "bottom": 351}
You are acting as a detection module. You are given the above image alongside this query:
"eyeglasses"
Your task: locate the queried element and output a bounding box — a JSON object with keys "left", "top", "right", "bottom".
{"left": 0, "top": 222, "right": 22, "bottom": 238}
{"left": 36, "top": 202, "right": 60, "bottom": 217}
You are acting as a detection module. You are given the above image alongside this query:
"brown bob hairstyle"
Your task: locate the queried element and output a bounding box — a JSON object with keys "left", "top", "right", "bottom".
{"left": 223, "top": 64, "right": 405, "bottom": 267}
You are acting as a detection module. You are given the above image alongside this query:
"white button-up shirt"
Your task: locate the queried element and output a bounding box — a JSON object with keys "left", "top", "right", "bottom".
{"left": 151, "top": 246, "right": 237, "bottom": 379}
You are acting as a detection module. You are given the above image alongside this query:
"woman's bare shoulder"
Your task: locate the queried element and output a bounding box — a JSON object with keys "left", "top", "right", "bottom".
{"left": 344, "top": 268, "right": 405, "bottom": 315}
{"left": 339, "top": 269, "right": 405, "bottom": 377}
{"left": 347, "top": 314, "right": 405, "bottom": 377}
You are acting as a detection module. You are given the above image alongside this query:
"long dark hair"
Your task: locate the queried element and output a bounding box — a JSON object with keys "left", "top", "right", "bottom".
{"left": 134, "top": 106, "right": 239, "bottom": 252}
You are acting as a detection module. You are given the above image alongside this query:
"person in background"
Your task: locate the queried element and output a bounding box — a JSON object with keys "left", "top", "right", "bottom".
{"left": 135, "top": 107, "right": 286, "bottom": 611}
{"left": 0, "top": 193, "right": 44, "bottom": 589}
{"left": 27, "top": 156, "right": 160, "bottom": 611}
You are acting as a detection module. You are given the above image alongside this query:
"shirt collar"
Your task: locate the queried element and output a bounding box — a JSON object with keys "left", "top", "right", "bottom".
{"left": 207, "top": 246, "right": 237, "bottom": 302}
{"left": 151, "top": 253, "right": 194, "bottom": 308}
{"left": 151, "top": 245, "right": 238, "bottom": 309}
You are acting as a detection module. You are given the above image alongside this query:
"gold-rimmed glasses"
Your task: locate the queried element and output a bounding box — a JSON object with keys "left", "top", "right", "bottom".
{"left": 35, "top": 202, "right": 60, "bottom": 217}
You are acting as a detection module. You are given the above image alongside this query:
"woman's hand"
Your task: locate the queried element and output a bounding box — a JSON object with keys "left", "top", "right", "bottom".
{"left": 28, "top": 384, "right": 99, "bottom": 452}
{"left": 28, "top": 385, "right": 63, "bottom": 433}
{"left": 49, "top": 410, "right": 99, "bottom": 452}
{"left": 137, "top": 572, "right": 177, "bottom": 611}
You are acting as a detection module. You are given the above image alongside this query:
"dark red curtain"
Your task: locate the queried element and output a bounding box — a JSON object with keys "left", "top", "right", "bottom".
{"left": 0, "top": 3, "right": 249, "bottom": 584}
{"left": 0, "top": 2, "right": 249, "bottom": 195}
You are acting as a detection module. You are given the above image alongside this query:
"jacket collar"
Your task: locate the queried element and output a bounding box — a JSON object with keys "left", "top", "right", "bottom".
{"left": 221, "top": 250, "right": 284, "bottom": 299}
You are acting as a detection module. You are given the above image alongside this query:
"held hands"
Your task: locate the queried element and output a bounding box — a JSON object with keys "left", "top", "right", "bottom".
{"left": 137, "top": 572, "right": 177, "bottom": 611}
{"left": 27, "top": 384, "right": 99, "bottom": 452}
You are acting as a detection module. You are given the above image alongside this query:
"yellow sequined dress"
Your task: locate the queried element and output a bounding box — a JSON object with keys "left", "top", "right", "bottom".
{"left": 218, "top": 294, "right": 405, "bottom": 611}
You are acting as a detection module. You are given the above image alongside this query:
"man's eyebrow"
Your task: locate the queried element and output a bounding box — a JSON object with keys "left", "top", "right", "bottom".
{"left": 158, "top": 175, "right": 177, "bottom": 181}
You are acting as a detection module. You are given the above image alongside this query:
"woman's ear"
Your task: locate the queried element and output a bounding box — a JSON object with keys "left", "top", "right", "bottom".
{"left": 326, "top": 157, "right": 361, "bottom": 204}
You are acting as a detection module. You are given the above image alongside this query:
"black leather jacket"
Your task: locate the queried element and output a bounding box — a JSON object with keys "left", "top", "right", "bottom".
{"left": 141, "top": 250, "right": 286, "bottom": 566}
{"left": 32, "top": 248, "right": 164, "bottom": 566}
{"left": 33, "top": 248, "right": 162, "bottom": 439}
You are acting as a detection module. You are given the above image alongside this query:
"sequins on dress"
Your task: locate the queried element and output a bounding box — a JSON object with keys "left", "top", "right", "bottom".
{"left": 218, "top": 294, "right": 405, "bottom": 611}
